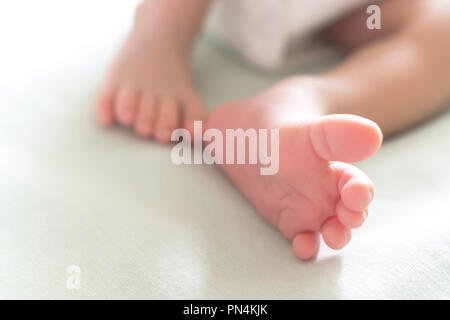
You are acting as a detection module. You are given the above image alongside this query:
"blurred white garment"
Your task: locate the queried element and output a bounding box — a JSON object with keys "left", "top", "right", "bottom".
{"left": 207, "top": 0, "right": 371, "bottom": 69}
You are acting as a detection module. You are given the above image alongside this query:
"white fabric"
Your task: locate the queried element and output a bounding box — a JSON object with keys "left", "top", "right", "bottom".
{"left": 207, "top": 0, "right": 371, "bottom": 69}
{"left": 1, "top": 1, "right": 449, "bottom": 299}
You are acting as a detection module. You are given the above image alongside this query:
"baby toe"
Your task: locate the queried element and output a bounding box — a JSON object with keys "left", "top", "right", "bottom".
{"left": 340, "top": 177, "right": 374, "bottom": 212}
{"left": 332, "top": 162, "right": 374, "bottom": 212}
{"left": 292, "top": 231, "right": 320, "bottom": 260}
{"left": 182, "top": 100, "right": 205, "bottom": 137}
{"left": 135, "top": 94, "right": 157, "bottom": 137}
{"left": 321, "top": 217, "right": 352, "bottom": 250}
{"left": 336, "top": 201, "right": 367, "bottom": 229}
{"left": 310, "top": 114, "right": 382, "bottom": 163}
{"left": 154, "top": 97, "right": 180, "bottom": 142}
{"left": 115, "top": 87, "right": 139, "bottom": 125}
{"left": 96, "top": 87, "right": 116, "bottom": 126}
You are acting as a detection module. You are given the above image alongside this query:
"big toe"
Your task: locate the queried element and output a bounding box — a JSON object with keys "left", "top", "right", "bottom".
{"left": 310, "top": 114, "right": 382, "bottom": 163}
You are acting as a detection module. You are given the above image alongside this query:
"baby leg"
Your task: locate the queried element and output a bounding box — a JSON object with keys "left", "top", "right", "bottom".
{"left": 321, "top": 0, "right": 450, "bottom": 136}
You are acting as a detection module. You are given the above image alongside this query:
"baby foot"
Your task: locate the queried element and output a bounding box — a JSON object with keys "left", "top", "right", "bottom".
{"left": 207, "top": 78, "right": 382, "bottom": 260}
{"left": 96, "top": 23, "right": 204, "bottom": 142}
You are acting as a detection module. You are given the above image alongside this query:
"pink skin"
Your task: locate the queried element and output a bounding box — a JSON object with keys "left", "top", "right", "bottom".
{"left": 95, "top": 0, "right": 384, "bottom": 259}
{"left": 96, "top": 1, "right": 206, "bottom": 142}
{"left": 207, "top": 79, "right": 382, "bottom": 260}
{"left": 93, "top": 0, "right": 450, "bottom": 261}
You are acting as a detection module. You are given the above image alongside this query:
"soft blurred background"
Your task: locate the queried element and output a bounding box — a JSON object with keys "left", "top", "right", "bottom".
{"left": 0, "top": 1, "right": 449, "bottom": 299}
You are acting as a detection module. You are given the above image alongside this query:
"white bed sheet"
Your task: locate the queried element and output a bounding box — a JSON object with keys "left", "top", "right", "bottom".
{"left": 0, "top": 1, "right": 449, "bottom": 299}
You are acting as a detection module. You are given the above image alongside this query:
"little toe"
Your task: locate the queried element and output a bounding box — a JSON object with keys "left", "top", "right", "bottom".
{"left": 336, "top": 201, "right": 367, "bottom": 229}
{"left": 310, "top": 114, "right": 382, "bottom": 163}
{"left": 115, "top": 87, "right": 139, "bottom": 125}
{"left": 154, "top": 97, "right": 180, "bottom": 142}
{"left": 96, "top": 88, "right": 116, "bottom": 126}
{"left": 135, "top": 94, "right": 158, "bottom": 137}
{"left": 321, "top": 217, "right": 352, "bottom": 250}
{"left": 292, "top": 232, "right": 320, "bottom": 260}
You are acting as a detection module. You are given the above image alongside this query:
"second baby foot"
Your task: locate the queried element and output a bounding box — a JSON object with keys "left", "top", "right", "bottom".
{"left": 96, "top": 13, "right": 205, "bottom": 142}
